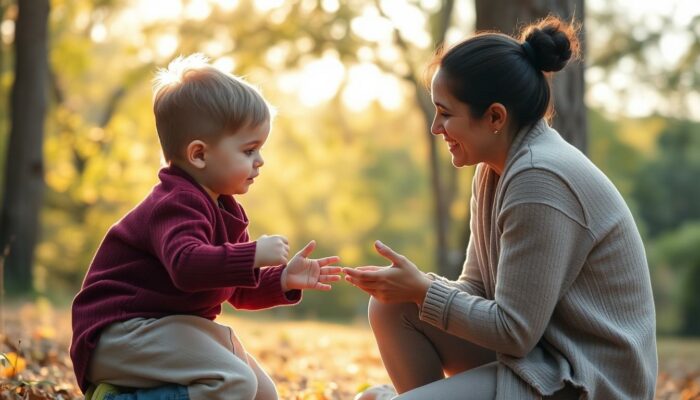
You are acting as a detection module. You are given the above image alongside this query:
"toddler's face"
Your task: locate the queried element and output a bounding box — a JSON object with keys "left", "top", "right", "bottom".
{"left": 203, "top": 120, "right": 270, "bottom": 196}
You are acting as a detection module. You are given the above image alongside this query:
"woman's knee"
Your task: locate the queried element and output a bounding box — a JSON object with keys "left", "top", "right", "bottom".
{"left": 367, "top": 296, "right": 388, "bottom": 328}
{"left": 368, "top": 296, "right": 419, "bottom": 330}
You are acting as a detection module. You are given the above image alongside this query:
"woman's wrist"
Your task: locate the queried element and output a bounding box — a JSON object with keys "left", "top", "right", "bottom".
{"left": 414, "top": 273, "right": 432, "bottom": 307}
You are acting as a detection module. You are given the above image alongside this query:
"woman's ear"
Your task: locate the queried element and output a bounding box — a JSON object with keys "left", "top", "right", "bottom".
{"left": 185, "top": 140, "right": 207, "bottom": 169}
{"left": 487, "top": 103, "right": 508, "bottom": 133}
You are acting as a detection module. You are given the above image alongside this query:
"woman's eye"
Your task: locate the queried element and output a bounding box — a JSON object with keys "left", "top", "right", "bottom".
{"left": 436, "top": 108, "right": 450, "bottom": 118}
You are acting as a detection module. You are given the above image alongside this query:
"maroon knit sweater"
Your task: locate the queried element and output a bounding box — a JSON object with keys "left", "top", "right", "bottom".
{"left": 70, "top": 164, "right": 301, "bottom": 392}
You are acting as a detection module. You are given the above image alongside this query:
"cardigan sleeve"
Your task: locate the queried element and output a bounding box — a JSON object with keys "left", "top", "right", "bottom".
{"left": 148, "top": 190, "right": 260, "bottom": 292}
{"left": 427, "top": 231, "right": 486, "bottom": 298}
{"left": 228, "top": 265, "right": 302, "bottom": 310}
{"left": 419, "top": 170, "right": 595, "bottom": 357}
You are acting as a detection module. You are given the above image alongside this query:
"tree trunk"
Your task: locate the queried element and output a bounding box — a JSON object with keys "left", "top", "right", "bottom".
{"left": 424, "top": 1, "right": 457, "bottom": 278}
{"left": 415, "top": 85, "right": 452, "bottom": 279}
{"left": 475, "top": 0, "right": 587, "bottom": 153}
{"left": 0, "top": 0, "right": 50, "bottom": 296}
{"left": 376, "top": 0, "right": 459, "bottom": 278}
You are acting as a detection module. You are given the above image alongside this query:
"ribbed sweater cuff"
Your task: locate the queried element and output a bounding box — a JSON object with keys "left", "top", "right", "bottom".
{"left": 420, "top": 280, "right": 458, "bottom": 330}
{"left": 225, "top": 241, "right": 260, "bottom": 287}
{"left": 426, "top": 272, "right": 440, "bottom": 281}
{"left": 260, "top": 265, "right": 302, "bottom": 305}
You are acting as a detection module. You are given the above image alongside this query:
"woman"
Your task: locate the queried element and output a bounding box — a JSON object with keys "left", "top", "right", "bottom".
{"left": 344, "top": 16, "right": 657, "bottom": 400}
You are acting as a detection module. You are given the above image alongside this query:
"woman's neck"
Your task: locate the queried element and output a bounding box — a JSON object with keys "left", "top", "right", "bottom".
{"left": 485, "top": 131, "right": 514, "bottom": 176}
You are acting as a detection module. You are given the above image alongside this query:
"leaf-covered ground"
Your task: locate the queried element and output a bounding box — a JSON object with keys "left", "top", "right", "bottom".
{"left": 1, "top": 300, "right": 699, "bottom": 399}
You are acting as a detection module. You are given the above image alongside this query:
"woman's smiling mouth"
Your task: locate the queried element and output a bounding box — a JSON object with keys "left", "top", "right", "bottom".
{"left": 444, "top": 138, "right": 459, "bottom": 151}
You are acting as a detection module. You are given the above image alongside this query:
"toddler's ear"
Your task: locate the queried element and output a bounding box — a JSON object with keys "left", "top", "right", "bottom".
{"left": 185, "top": 140, "right": 207, "bottom": 169}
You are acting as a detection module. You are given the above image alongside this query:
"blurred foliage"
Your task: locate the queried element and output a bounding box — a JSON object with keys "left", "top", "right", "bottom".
{"left": 587, "top": 2, "right": 700, "bottom": 118}
{"left": 589, "top": 111, "right": 700, "bottom": 336}
{"left": 0, "top": 0, "right": 698, "bottom": 333}
{"left": 632, "top": 121, "right": 700, "bottom": 238}
{"left": 650, "top": 223, "right": 700, "bottom": 336}
{"left": 2, "top": 0, "right": 458, "bottom": 317}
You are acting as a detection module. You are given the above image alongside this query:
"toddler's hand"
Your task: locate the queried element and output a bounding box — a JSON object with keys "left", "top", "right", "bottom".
{"left": 282, "top": 241, "right": 341, "bottom": 292}
{"left": 254, "top": 234, "right": 289, "bottom": 267}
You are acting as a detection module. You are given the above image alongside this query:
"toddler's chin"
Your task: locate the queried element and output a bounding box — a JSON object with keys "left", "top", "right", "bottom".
{"left": 232, "top": 186, "right": 250, "bottom": 195}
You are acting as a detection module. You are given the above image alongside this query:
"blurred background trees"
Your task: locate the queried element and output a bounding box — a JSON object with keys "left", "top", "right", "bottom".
{"left": 0, "top": 0, "right": 50, "bottom": 296}
{"left": 0, "top": 0, "right": 698, "bottom": 334}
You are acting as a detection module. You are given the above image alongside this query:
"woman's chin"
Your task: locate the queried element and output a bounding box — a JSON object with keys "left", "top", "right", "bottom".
{"left": 450, "top": 155, "right": 470, "bottom": 168}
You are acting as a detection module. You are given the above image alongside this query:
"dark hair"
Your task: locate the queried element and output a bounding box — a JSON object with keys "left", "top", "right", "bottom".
{"left": 428, "top": 16, "right": 580, "bottom": 132}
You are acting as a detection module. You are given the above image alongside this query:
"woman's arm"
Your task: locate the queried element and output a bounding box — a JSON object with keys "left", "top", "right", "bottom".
{"left": 347, "top": 169, "right": 595, "bottom": 357}
{"left": 427, "top": 234, "right": 486, "bottom": 298}
{"left": 419, "top": 201, "right": 594, "bottom": 357}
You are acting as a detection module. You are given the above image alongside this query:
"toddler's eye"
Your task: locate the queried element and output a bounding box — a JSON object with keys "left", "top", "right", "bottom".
{"left": 244, "top": 149, "right": 255, "bottom": 156}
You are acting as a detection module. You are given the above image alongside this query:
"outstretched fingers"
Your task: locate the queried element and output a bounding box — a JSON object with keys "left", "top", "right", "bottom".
{"left": 345, "top": 274, "right": 380, "bottom": 289}
{"left": 298, "top": 240, "right": 317, "bottom": 258}
{"left": 318, "top": 273, "right": 342, "bottom": 283}
{"left": 315, "top": 256, "right": 341, "bottom": 267}
{"left": 374, "top": 240, "right": 406, "bottom": 265}
{"left": 313, "top": 282, "right": 333, "bottom": 291}
{"left": 343, "top": 268, "right": 382, "bottom": 289}
{"left": 342, "top": 267, "right": 381, "bottom": 280}
{"left": 355, "top": 266, "right": 385, "bottom": 272}
{"left": 320, "top": 265, "right": 342, "bottom": 274}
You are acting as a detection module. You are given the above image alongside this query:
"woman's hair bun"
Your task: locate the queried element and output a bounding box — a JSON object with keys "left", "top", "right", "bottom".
{"left": 520, "top": 15, "right": 581, "bottom": 72}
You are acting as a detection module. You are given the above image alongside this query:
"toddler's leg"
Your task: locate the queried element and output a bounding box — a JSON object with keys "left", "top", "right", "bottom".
{"left": 88, "top": 315, "right": 259, "bottom": 400}
{"left": 245, "top": 353, "right": 278, "bottom": 400}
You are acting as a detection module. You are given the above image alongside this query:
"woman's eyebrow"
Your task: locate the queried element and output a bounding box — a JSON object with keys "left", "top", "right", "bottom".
{"left": 434, "top": 101, "right": 451, "bottom": 111}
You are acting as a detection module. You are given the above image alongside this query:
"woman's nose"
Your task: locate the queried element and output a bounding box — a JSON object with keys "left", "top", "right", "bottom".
{"left": 430, "top": 117, "right": 443, "bottom": 136}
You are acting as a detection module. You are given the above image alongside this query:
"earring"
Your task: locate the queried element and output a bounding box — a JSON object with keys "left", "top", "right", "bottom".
{"left": 493, "top": 129, "right": 500, "bottom": 135}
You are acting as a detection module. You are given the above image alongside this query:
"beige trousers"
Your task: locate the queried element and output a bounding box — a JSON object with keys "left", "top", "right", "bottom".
{"left": 87, "top": 315, "right": 277, "bottom": 400}
{"left": 368, "top": 297, "right": 580, "bottom": 400}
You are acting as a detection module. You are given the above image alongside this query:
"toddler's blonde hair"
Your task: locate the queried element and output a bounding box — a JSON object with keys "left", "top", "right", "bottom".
{"left": 153, "top": 53, "right": 272, "bottom": 161}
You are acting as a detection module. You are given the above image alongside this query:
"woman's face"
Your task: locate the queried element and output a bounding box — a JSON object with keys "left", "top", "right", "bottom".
{"left": 430, "top": 69, "right": 501, "bottom": 168}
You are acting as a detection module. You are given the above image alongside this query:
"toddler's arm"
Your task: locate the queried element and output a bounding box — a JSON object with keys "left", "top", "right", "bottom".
{"left": 148, "top": 191, "right": 260, "bottom": 292}
{"left": 228, "top": 265, "right": 301, "bottom": 310}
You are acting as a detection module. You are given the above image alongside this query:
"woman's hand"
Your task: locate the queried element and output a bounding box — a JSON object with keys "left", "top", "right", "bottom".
{"left": 281, "top": 240, "right": 342, "bottom": 292}
{"left": 343, "top": 240, "right": 432, "bottom": 306}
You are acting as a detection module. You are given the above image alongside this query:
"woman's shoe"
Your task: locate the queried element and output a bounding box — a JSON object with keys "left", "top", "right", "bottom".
{"left": 354, "top": 384, "right": 397, "bottom": 400}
